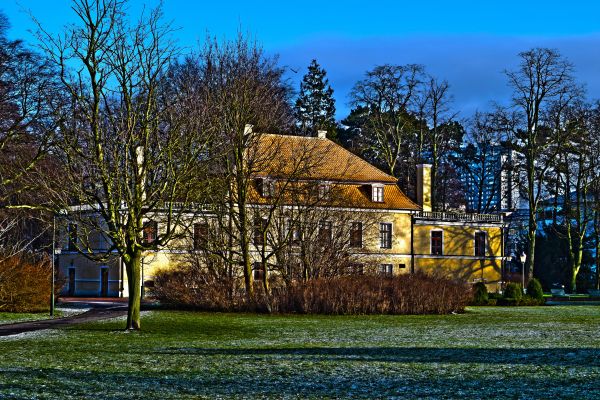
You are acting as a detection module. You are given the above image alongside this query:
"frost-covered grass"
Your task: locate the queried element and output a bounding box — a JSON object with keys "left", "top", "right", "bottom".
{"left": 0, "top": 306, "right": 599, "bottom": 399}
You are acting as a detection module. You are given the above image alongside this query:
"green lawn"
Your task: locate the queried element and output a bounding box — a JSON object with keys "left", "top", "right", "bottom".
{"left": 1, "top": 306, "right": 599, "bottom": 399}
{"left": 0, "top": 312, "right": 53, "bottom": 324}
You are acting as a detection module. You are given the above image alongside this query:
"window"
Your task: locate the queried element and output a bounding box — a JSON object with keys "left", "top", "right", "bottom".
{"left": 380, "top": 264, "right": 393, "bottom": 276}
{"left": 193, "top": 222, "right": 209, "bottom": 250}
{"left": 67, "top": 223, "right": 78, "bottom": 251}
{"left": 380, "top": 223, "right": 392, "bottom": 249}
{"left": 431, "top": 230, "right": 443, "bottom": 255}
{"left": 288, "top": 221, "right": 302, "bottom": 245}
{"left": 475, "top": 231, "right": 487, "bottom": 257}
{"left": 399, "top": 263, "right": 406, "bottom": 269}
{"left": 372, "top": 185, "right": 384, "bottom": 202}
{"left": 143, "top": 220, "right": 158, "bottom": 244}
{"left": 318, "top": 221, "right": 332, "bottom": 244}
{"left": 318, "top": 183, "right": 331, "bottom": 201}
{"left": 350, "top": 263, "right": 364, "bottom": 275}
{"left": 260, "top": 178, "right": 275, "bottom": 198}
{"left": 350, "top": 222, "right": 363, "bottom": 248}
{"left": 253, "top": 262, "right": 265, "bottom": 280}
{"left": 253, "top": 218, "right": 268, "bottom": 246}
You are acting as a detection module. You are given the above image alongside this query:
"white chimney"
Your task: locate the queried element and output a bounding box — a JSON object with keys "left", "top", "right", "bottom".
{"left": 416, "top": 164, "right": 432, "bottom": 212}
{"left": 317, "top": 130, "right": 327, "bottom": 139}
{"left": 244, "top": 124, "right": 254, "bottom": 136}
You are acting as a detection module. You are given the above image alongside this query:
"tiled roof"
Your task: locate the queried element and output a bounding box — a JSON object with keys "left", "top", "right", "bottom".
{"left": 249, "top": 134, "right": 420, "bottom": 211}
{"left": 253, "top": 134, "right": 398, "bottom": 183}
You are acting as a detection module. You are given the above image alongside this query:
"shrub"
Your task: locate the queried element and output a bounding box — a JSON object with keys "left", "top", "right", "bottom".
{"left": 519, "top": 295, "right": 544, "bottom": 306}
{"left": 526, "top": 278, "right": 544, "bottom": 301}
{"left": 153, "top": 268, "right": 472, "bottom": 315}
{"left": 0, "top": 255, "right": 60, "bottom": 313}
{"left": 471, "top": 282, "right": 489, "bottom": 305}
{"left": 503, "top": 282, "right": 523, "bottom": 300}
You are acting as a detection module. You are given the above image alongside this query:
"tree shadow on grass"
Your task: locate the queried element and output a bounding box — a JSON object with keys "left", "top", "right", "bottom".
{"left": 157, "top": 346, "right": 600, "bottom": 367}
{"left": 0, "top": 364, "right": 599, "bottom": 399}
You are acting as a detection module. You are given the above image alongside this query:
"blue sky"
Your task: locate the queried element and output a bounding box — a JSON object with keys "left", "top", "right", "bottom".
{"left": 3, "top": 0, "right": 600, "bottom": 120}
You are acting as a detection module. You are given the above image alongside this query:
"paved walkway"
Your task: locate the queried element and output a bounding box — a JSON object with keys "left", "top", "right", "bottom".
{"left": 0, "top": 300, "right": 129, "bottom": 337}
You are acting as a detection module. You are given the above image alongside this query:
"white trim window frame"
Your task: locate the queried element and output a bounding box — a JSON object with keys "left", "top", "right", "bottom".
{"left": 379, "top": 222, "right": 393, "bottom": 249}
{"left": 317, "top": 181, "right": 331, "bottom": 201}
{"left": 372, "top": 184, "right": 384, "bottom": 202}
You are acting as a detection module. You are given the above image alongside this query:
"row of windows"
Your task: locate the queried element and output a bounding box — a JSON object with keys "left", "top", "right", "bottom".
{"left": 251, "top": 220, "right": 364, "bottom": 248}
{"left": 67, "top": 221, "right": 488, "bottom": 257}
{"left": 430, "top": 230, "right": 487, "bottom": 256}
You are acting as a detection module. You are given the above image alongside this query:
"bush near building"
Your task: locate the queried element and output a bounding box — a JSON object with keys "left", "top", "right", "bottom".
{"left": 153, "top": 268, "right": 471, "bottom": 315}
{"left": 498, "top": 281, "right": 544, "bottom": 306}
{"left": 471, "top": 282, "right": 489, "bottom": 305}
{"left": 0, "top": 255, "right": 59, "bottom": 312}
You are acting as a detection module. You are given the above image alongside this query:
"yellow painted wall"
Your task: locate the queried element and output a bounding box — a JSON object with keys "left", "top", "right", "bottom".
{"left": 59, "top": 210, "right": 504, "bottom": 295}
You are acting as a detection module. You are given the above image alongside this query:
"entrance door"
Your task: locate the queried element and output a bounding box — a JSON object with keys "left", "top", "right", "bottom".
{"left": 100, "top": 268, "right": 109, "bottom": 297}
{"left": 68, "top": 268, "right": 75, "bottom": 296}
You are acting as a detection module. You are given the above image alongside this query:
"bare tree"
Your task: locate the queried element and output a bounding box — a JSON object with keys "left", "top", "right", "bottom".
{"left": 0, "top": 12, "right": 62, "bottom": 257}
{"left": 504, "top": 48, "right": 581, "bottom": 279}
{"left": 35, "top": 0, "right": 213, "bottom": 330}
{"left": 178, "top": 33, "right": 293, "bottom": 303}
{"left": 418, "top": 77, "right": 461, "bottom": 210}
{"left": 349, "top": 64, "right": 424, "bottom": 179}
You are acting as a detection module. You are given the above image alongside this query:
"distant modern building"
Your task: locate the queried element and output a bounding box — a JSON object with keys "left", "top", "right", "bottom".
{"left": 463, "top": 145, "right": 526, "bottom": 213}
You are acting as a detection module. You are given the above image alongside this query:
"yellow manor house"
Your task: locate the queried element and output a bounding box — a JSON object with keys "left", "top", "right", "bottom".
{"left": 57, "top": 130, "right": 505, "bottom": 297}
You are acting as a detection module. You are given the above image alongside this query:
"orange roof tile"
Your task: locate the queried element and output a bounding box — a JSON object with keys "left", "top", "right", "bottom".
{"left": 253, "top": 134, "right": 398, "bottom": 183}
{"left": 248, "top": 134, "right": 420, "bottom": 211}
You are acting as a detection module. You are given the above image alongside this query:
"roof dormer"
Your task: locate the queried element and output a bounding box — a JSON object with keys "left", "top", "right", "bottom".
{"left": 371, "top": 184, "right": 384, "bottom": 203}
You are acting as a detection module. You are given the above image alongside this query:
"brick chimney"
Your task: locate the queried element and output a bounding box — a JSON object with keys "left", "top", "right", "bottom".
{"left": 416, "top": 164, "right": 432, "bottom": 212}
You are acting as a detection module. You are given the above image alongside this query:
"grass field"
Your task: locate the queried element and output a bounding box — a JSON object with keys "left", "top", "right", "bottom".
{"left": 0, "top": 312, "right": 53, "bottom": 324}
{"left": 0, "top": 306, "right": 599, "bottom": 399}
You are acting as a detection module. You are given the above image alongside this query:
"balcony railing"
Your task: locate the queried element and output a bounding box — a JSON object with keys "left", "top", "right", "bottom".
{"left": 414, "top": 211, "right": 503, "bottom": 223}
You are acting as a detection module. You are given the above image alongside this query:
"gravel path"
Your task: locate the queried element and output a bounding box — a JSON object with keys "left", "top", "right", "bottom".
{"left": 0, "top": 306, "right": 128, "bottom": 336}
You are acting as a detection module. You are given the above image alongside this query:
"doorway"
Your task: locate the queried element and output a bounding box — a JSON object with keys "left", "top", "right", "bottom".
{"left": 100, "top": 267, "right": 109, "bottom": 297}
{"left": 68, "top": 268, "right": 75, "bottom": 296}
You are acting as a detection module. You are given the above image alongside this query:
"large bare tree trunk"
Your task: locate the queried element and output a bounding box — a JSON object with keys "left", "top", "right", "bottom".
{"left": 125, "top": 249, "right": 142, "bottom": 330}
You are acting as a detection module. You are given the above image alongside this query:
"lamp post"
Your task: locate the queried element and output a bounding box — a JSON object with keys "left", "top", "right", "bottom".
{"left": 520, "top": 252, "right": 526, "bottom": 294}
{"left": 50, "top": 213, "right": 63, "bottom": 317}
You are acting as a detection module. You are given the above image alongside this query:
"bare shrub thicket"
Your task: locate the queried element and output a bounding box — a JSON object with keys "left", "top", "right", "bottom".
{"left": 0, "top": 255, "right": 61, "bottom": 312}
{"left": 153, "top": 268, "right": 471, "bottom": 315}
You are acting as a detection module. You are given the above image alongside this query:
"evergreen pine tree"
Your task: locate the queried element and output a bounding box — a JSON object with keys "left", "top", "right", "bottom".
{"left": 294, "top": 59, "right": 336, "bottom": 137}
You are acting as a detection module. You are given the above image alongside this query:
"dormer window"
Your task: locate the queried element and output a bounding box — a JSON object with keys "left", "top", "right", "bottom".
{"left": 318, "top": 182, "right": 330, "bottom": 201}
{"left": 372, "top": 184, "right": 384, "bottom": 202}
{"left": 260, "top": 178, "right": 276, "bottom": 198}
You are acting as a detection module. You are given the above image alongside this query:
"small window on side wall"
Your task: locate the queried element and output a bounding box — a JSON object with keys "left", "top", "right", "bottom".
{"left": 193, "top": 222, "right": 209, "bottom": 250}
{"left": 143, "top": 220, "right": 158, "bottom": 244}
{"left": 350, "top": 222, "right": 363, "bottom": 248}
{"left": 253, "top": 262, "right": 265, "bottom": 281}
{"left": 380, "top": 264, "right": 393, "bottom": 276}
{"left": 475, "top": 231, "right": 486, "bottom": 257}
{"left": 431, "top": 230, "right": 443, "bottom": 255}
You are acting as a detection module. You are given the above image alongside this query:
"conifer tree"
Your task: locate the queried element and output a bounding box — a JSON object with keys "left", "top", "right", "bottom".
{"left": 294, "top": 59, "right": 336, "bottom": 137}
